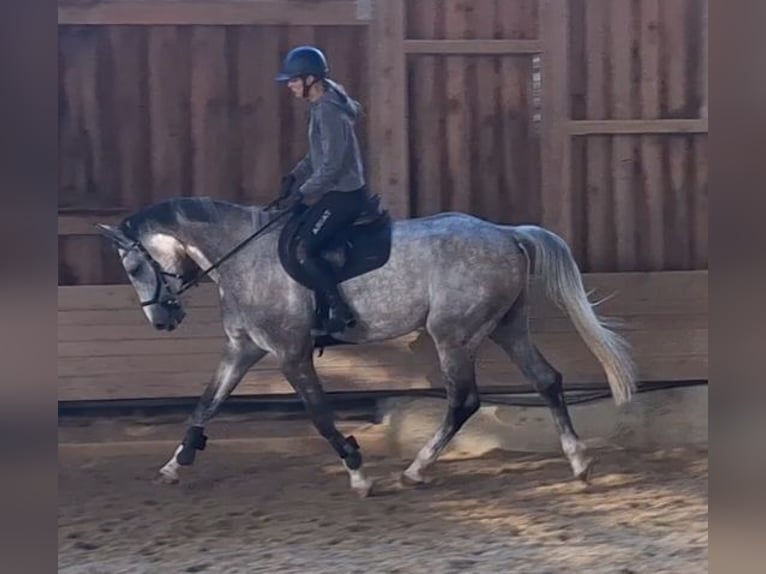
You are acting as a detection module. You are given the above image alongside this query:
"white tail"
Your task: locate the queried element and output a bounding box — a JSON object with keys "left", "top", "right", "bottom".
{"left": 512, "top": 225, "right": 637, "bottom": 405}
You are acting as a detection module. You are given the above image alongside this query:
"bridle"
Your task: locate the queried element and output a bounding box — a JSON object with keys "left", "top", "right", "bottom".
{"left": 121, "top": 237, "right": 193, "bottom": 309}
{"left": 119, "top": 196, "right": 295, "bottom": 308}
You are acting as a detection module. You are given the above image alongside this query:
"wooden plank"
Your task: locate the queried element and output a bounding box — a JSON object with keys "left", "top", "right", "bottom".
{"left": 190, "top": 26, "right": 233, "bottom": 199}
{"left": 59, "top": 213, "right": 125, "bottom": 236}
{"left": 236, "top": 26, "right": 281, "bottom": 205}
{"left": 107, "top": 27, "right": 151, "bottom": 210}
{"left": 59, "top": 1, "right": 370, "bottom": 26}
{"left": 569, "top": 0, "right": 587, "bottom": 121}
{"left": 58, "top": 312, "right": 709, "bottom": 343}
{"left": 608, "top": 1, "right": 636, "bottom": 270}
{"left": 640, "top": 0, "right": 661, "bottom": 121}
{"left": 59, "top": 307, "right": 224, "bottom": 326}
{"left": 473, "top": 4, "right": 501, "bottom": 220}
{"left": 699, "top": 0, "right": 708, "bottom": 118}
{"left": 58, "top": 368, "right": 440, "bottom": 401}
{"left": 640, "top": 135, "right": 665, "bottom": 270}
{"left": 662, "top": 0, "right": 689, "bottom": 119}
{"left": 570, "top": 119, "right": 708, "bottom": 135}
{"left": 665, "top": 136, "right": 693, "bottom": 269}
{"left": 403, "top": 39, "right": 542, "bottom": 54}
{"left": 281, "top": 25, "right": 316, "bottom": 178}
{"left": 443, "top": 1, "right": 471, "bottom": 214}
{"left": 58, "top": 283, "right": 221, "bottom": 310}
{"left": 368, "top": 0, "right": 409, "bottom": 218}
{"left": 639, "top": 0, "right": 664, "bottom": 270}
{"left": 527, "top": 271, "right": 708, "bottom": 317}
{"left": 59, "top": 350, "right": 708, "bottom": 401}
{"left": 583, "top": 1, "right": 612, "bottom": 272}
{"left": 147, "top": 26, "right": 192, "bottom": 201}
{"left": 612, "top": 135, "right": 637, "bottom": 270}
{"left": 59, "top": 26, "right": 112, "bottom": 210}
{"left": 496, "top": 2, "right": 526, "bottom": 222}
{"left": 59, "top": 236, "right": 104, "bottom": 286}
{"left": 539, "top": 0, "right": 573, "bottom": 242}
{"left": 610, "top": 0, "right": 633, "bottom": 120}
{"left": 407, "top": 0, "right": 443, "bottom": 217}
{"left": 58, "top": 271, "right": 708, "bottom": 314}
{"left": 405, "top": 0, "right": 436, "bottom": 39}
{"left": 57, "top": 270, "right": 708, "bottom": 400}
{"left": 692, "top": 135, "right": 708, "bottom": 268}
{"left": 662, "top": 1, "right": 693, "bottom": 271}
{"left": 60, "top": 322, "right": 225, "bottom": 342}
{"left": 58, "top": 325, "right": 707, "bottom": 400}
{"left": 58, "top": 28, "right": 84, "bottom": 209}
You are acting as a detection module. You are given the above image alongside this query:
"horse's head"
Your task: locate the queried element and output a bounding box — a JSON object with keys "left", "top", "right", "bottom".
{"left": 96, "top": 223, "right": 196, "bottom": 332}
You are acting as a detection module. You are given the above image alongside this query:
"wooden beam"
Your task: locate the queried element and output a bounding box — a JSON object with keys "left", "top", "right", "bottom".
{"left": 569, "top": 119, "right": 709, "bottom": 135}
{"left": 58, "top": 0, "right": 370, "bottom": 26}
{"left": 539, "top": 0, "right": 573, "bottom": 243}
{"left": 404, "top": 39, "right": 542, "bottom": 55}
{"left": 367, "top": 0, "right": 409, "bottom": 219}
{"left": 59, "top": 213, "right": 126, "bottom": 236}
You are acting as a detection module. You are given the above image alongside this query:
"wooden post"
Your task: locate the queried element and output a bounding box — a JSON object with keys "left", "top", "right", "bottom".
{"left": 367, "top": 0, "right": 409, "bottom": 219}
{"left": 540, "top": 0, "right": 573, "bottom": 242}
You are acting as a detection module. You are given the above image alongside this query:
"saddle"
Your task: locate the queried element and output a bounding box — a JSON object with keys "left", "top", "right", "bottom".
{"left": 277, "top": 194, "right": 393, "bottom": 345}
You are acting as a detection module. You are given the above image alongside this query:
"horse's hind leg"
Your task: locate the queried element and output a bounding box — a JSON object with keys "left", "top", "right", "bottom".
{"left": 402, "top": 342, "right": 480, "bottom": 485}
{"left": 490, "top": 296, "right": 594, "bottom": 482}
{"left": 156, "top": 335, "right": 266, "bottom": 484}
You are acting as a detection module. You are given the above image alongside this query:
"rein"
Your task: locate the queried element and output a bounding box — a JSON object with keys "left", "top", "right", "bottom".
{"left": 175, "top": 199, "right": 294, "bottom": 296}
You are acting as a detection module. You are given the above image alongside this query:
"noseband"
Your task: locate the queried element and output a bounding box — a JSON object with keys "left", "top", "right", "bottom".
{"left": 122, "top": 238, "right": 193, "bottom": 308}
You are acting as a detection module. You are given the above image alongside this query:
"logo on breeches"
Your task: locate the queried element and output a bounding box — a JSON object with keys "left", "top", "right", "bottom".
{"left": 312, "top": 209, "right": 332, "bottom": 235}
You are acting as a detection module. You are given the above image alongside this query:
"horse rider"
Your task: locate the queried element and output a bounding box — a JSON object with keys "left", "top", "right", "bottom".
{"left": 275, "top": 45, "right": 372, "bottom": 334}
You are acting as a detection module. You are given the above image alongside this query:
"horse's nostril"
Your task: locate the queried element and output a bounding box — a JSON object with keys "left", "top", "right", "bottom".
{"left": 155, "top": 323, "right": 167, "bottom": 330}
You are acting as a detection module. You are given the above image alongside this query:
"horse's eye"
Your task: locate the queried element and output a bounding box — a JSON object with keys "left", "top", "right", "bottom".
{"left": 126, "top": 266, "right": 141, "bottom": 277}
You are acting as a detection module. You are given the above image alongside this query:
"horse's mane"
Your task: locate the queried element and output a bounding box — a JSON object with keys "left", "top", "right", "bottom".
{"left": 120, "top": 197, "right": 281, "bottom": 237}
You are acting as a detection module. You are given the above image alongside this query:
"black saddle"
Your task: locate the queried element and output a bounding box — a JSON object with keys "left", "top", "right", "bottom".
{"left": 277, "top": 194, "right": 393, "bottom": 344}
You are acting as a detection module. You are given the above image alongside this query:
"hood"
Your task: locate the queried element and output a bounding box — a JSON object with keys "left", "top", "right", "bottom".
{"left": 321, "top": 79, "right": 362, "bottom": 119}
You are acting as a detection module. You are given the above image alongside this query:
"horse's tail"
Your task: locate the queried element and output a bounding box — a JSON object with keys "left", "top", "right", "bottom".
{"left": 510, "top": 225, "right": 637, "bottom": 405}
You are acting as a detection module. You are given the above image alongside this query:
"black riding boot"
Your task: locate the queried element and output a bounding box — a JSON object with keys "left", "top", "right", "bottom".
{"left": 299, "top": 255, "right": 356, "bottom": 333}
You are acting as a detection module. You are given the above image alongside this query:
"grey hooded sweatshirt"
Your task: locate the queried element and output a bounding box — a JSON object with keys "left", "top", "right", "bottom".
{"left": 290, "top": 79, "right": 366, "bottom": 202}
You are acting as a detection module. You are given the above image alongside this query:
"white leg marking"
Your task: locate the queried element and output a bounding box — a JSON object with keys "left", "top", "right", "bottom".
{"left": 157, "top": 444, "right": 184, "bottom": 483}
{"left": 403, "top": 437, "right": 439, "bottom": 484}
{"left": 561, "top": 434, "right": 591, "bottom": 478}
{"left": 344, "top": 461, "right": 373, "bottom": 497}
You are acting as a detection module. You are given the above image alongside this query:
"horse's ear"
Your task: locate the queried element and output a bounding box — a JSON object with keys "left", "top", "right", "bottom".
{"left": 95, "top": 223, "right": 132, "bottom": 248}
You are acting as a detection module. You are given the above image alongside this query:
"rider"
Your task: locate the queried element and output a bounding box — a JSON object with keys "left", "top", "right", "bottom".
{"left": 275, "top": 45, "right": 371, "bottom": 334}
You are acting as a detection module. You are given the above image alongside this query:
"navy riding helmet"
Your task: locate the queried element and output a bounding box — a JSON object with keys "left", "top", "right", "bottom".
{"left": 275, "top": 46, "right": 329, "bottom": 82}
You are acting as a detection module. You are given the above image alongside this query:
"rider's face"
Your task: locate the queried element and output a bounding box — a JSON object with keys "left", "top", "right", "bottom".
{"left": 287, "top": 76, "right": 308, "bottom": 98}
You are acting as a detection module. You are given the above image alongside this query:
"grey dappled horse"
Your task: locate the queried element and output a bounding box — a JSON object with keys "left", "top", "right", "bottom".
{"left": 97, "top": 197, "right": 636, "bottom": 497}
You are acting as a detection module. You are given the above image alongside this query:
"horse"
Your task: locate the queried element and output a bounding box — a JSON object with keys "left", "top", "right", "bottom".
{"left": 96, "top": 196, "right": 636, "bottom": 497}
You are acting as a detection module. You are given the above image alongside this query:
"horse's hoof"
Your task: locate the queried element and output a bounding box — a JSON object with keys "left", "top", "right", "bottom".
{"left": 353, "top": 480, "right": 375, "bottom": 498}
{"left": 400, "top": 471, "right": 426, "bottom": 488}
{"left": 154, "top": 471, "right": 179, "bottom": 485}
{"left": 574, "top": 457, "right": 597, "bottom": 484}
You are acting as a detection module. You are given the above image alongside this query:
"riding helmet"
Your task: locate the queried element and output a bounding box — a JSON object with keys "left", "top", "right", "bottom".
{"left": 275, "top": 46, "right": 329, "bottom": 82}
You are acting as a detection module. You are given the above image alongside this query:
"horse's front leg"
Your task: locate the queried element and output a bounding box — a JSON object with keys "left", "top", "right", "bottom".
{"left": 281, "top": 353, "right": 374, "bottom": 498}
{"left": 156, "top": 336, "right": 266, "bottom": 484}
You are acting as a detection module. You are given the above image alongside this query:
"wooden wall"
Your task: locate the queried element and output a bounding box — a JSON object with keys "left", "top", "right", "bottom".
{"left": 58, "top": 21, "right": 369, "bottom": 285}
{"left": 58, "top": 0, "right": 707, "bottom": 284}
{"left": 56, "top": 0, "right": 709, "bottom": 401}
{"left": 401, "top": 0, "right": 707, "bottom": 272}
{"left": 59, "top": 271, "right": 708, "bottom": 401}
{"left": 568, "top": 0, "right": 708, "bottom": 271}
{"left": 405, "top": 0, "right": 542, "bottom": 224}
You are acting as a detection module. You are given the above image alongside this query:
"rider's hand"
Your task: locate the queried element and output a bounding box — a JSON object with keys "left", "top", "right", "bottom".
{"left": 300, "top": 192, "right": 320, "bottom": 206}
{"left": 279, "top": 174, "right": 296, "bottom": 199}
